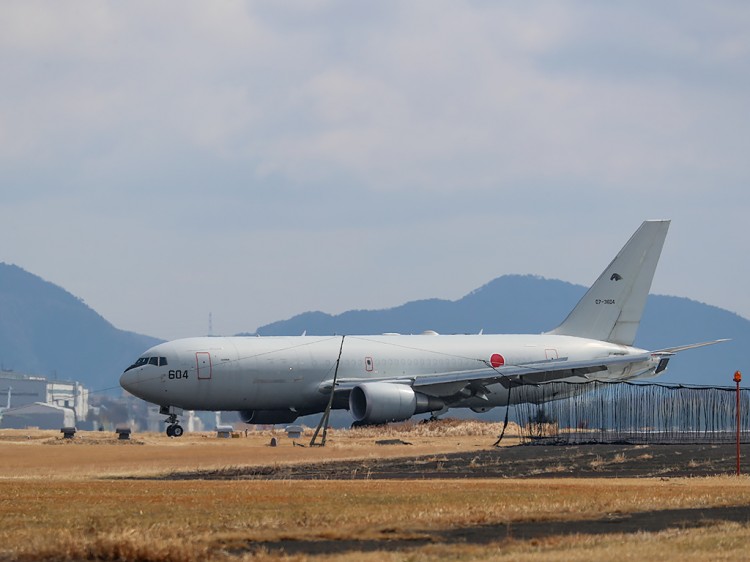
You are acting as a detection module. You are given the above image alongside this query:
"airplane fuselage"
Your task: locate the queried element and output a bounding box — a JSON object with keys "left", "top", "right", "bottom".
{"left": 122, "top": 333, "right": 658, "bottom": 413}
{"left": 121, "top": 220, "right": 707, "bottom": 435}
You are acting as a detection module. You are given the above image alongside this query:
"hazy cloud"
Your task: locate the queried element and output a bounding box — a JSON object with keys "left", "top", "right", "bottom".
{"left": 1, "top": 1, "right": 748, "bottom": 339}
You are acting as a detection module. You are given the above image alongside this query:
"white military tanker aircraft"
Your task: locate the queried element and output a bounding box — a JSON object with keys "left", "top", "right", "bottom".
{"left": 120, "top": 220, "right": 724, "bottom": 437}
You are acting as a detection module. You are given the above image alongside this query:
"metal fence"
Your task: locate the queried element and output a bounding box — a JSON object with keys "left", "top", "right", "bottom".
{"left": 511, "top": 381, "right": 750, "bottom": 444}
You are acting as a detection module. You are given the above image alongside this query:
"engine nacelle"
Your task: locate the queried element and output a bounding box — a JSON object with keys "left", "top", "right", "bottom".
{"left": 349, "top": 382, "right": 444, "bottom": 424}
{"left": 238, "top": 409, "right": 299, "bottom": 425}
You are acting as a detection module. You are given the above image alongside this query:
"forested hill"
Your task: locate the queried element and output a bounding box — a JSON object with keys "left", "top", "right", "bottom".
{"left": 0, "top": 263, "right": 162, "bottom": 390}
{"left": 254, "top": 274, "right": 749, "bottom": 386}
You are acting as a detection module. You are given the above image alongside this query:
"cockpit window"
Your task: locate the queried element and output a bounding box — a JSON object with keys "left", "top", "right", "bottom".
{"left": 124, "top": 356, "right": 167, "bottom": 372}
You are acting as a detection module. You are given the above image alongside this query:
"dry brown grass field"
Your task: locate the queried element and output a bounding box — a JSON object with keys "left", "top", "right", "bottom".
{"left": 1, "top": 421, "right": 749, "bottom": 561}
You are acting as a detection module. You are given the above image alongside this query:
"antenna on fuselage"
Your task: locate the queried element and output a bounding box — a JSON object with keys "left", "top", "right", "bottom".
{"left": 208, "top": 312, "right": 213, "bottom": 337}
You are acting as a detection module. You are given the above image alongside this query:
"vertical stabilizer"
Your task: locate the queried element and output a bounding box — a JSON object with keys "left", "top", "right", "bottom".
{"left": 549, "top": 220, "right": 670, "bottom": 346}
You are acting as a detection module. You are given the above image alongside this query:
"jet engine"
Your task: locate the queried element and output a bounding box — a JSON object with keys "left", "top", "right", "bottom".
{"left": 238, "top": 409, "right": 299, "bottom": 425}
{"left": 349, "top": 382, "right": 444, "bottom": 424}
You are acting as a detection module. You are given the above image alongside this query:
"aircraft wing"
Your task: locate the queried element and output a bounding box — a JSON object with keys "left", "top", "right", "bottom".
{"left": 323, "top": 353, "right": 652, "bottom": 398}
{"left": 404, "top": 340, "right": 729, "bottom": 394}
{"left": 411, "top": 353, "right": 652, "bottom": 392}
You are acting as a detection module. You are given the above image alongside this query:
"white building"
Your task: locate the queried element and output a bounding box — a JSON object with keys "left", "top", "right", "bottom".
{"left": 0, "top": 371, "right": 88, "bottom": 428}
{"left": 1, "top": 403, "right": 76, "bottom": 430}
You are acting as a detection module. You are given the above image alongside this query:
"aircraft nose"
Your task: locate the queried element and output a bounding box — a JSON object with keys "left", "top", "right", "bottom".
{"left": 119, "top": 369, "right": 140, "bottom": 395}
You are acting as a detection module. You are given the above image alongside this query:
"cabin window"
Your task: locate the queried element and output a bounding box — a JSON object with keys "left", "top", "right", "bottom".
{"left": 124, "top": 356, "right": 169, "bottom": 372}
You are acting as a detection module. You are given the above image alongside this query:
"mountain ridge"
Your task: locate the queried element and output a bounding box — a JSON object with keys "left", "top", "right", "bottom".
{"left": 253, "top": 274, "right": 747, "bottom": 386}
{"left": 0, "top": 262, "right": 162, "bottom": 389}
{"left": 0, "top": 264, "right": 746, "bottom": 391}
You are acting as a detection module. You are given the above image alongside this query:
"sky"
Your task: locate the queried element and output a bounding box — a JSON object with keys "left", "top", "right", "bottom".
{"left": 1, "top": 1, "right": 749, "bottom": 341}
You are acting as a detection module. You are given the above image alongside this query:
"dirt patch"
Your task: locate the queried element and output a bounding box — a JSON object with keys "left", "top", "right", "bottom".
{"left": 155, "top": 443, "right": 747, "bottom": 480}
{"left": 0, "top": 428, "right": 498, "bottom": 479}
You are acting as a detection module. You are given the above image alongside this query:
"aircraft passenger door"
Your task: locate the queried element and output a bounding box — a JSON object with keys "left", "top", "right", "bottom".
{"left": 545, "top": 349, "right": 559, "bottom": 361}
{"left": 196, "top": 352, "right": 212, "bottom": 380}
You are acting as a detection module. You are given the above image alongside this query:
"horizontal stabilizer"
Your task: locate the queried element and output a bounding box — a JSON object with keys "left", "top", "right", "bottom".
{"left": 652, "top": 339, "right": 730, "bottom": 355}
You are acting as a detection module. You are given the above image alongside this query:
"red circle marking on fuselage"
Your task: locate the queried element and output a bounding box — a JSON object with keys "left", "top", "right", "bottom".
{"left": 490, "top": 353, "right": 505, "bottom": 368}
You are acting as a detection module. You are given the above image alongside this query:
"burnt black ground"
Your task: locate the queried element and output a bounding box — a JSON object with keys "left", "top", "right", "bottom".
{"left": 142, "top": 443, "right": 750, "bottom": 556}
{"left": 161, "top": 443, "right": 748, "bottom": 480}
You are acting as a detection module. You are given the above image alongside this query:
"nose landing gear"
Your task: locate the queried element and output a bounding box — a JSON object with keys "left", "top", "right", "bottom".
{"left": 166, "top": 422, "right": 184, "bottom": 437}
{"left": 162, "top": 410, "right": 184, "bottom": 438}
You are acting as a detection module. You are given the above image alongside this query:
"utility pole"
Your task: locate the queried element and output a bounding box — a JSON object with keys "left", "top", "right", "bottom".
{"left": 735, "top": 370, "right": 742, "bottom": 476}
{"left": 310, "top": 336, "right": 346, "bottom": 447}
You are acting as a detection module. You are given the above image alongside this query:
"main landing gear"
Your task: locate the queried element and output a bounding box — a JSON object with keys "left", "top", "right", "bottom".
{"left": 164, "top": 413, "right": 184, "bottom": 438}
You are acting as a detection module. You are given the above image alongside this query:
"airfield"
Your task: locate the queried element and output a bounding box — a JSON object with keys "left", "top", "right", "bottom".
{"left": 1, "top": 420, "right": 750, "bottom": 561}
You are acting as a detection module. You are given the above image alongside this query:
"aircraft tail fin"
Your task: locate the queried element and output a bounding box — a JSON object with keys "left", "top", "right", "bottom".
{"left": 548, "top": 220, "right": 670, "bottom": 346}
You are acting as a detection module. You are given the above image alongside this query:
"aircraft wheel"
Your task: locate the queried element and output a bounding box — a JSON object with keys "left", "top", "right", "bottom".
{"left": 166, "top": 424, "right": 175, "bottom": 437}
{"left": 172, "top": 424, "right": 184, "bottom": 437}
